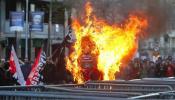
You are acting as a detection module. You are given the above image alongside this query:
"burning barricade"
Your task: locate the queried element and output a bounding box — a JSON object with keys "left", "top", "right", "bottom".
{"left": 66, "top": 1, "right": 148, "bottom": 84}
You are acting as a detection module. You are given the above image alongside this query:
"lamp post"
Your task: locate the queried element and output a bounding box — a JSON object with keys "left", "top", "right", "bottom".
{"left": 25, "top": 0, "right": 29, "bottom": 60}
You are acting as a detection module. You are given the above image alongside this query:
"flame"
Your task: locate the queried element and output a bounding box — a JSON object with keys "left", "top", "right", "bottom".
{"left": 66, "top": 2, "right": 147, "bottom": 83}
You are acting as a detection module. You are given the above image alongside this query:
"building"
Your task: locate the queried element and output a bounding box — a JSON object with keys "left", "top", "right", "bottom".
{"left": 138, "top": 0, "right": 175, "bottom": 59}
{"left": 165, "top": 0, "right": 175, "bottom": 57}
{"left": 1, "top": 0, "right": 175, "bottom": 61}
{"left": 0, "top": 0, "right": 65, "bottom": 61}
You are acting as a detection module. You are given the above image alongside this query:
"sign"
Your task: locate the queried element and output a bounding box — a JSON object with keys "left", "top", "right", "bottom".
{"left": 55, "top": 24, "right": 59, "bottom": 32}
{"left": 30, "top": 12, "right": 44, "bottom": 32}
{"left": 10, "top": 12, "right": 24, "bottom": 32}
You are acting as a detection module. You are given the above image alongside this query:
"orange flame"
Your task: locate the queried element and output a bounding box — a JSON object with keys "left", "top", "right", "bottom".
{"left": 66, "top": 2, "right": 147, "bottom": 83}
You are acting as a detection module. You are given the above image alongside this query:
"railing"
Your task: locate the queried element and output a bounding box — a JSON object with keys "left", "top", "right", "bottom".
{"left": 0, "top": 78, "right": 175, "bottom": 99}
{"left": 128, "top": 91, "right": 175, "bottom": 99}
{"left": 0, "top": 91, "right": 127, "bottom": 100}
{"left": 86, "top": 78, "right": 175, "bottom": 90}
{"left": 83, "top": 83, "right": 173, "bottom": 94}
{"left": 0, "top": 85, "right": 128, "bottom": 100}
{"left": 0, "top": 85, "right": 44, "bottom": 91}
{"left": 5, "top": 21, "right": 64, "bottom": 39}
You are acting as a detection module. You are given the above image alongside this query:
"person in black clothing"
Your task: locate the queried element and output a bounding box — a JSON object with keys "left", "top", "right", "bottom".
{"left": 0, "top": 65, "right": 6, "bottom": 85}
{"left": 42, "top": 58, "right": 56, "bottom": 84}
{"left": 0, "top": 60, "right": 16, "bottom": 86}
{"left": 20, "top": 60, "right": 32, "bottom": 80}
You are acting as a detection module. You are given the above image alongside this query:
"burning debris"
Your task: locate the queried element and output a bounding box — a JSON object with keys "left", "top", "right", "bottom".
{"left": 66, "top": 1, "right": 147, "bottom": 83}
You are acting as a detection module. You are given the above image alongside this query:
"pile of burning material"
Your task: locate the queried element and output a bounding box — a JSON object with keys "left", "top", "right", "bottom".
{"left": 66, "top": 1, "right": 147, "bottom": 83}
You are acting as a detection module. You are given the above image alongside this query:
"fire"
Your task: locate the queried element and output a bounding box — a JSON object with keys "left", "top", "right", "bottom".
{"left": 66, "top": 2, "right": 147, "bottom": 83}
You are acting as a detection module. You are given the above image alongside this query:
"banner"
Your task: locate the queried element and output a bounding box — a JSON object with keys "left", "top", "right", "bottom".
{"left": 9, "top": 45, "right": 25, "bottom": 85}
{"left": 10, "top": 12, "right": 24, "bottom": 32}
{"left": 30, "top": 12, "right": 44, "bottom": 32}
{"left": 26, "top": 49, "right": 46, "bottom": 85}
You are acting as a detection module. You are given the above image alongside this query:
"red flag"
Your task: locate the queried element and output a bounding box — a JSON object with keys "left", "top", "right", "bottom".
{"left": 26, "top": 49, "right": 46, "bottom": 85}
{"left": 9, "top": 45, "right": 25, "bottom": 85}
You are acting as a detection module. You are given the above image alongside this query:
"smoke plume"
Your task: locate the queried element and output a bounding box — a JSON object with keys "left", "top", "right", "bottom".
{"left": 64, "top": 0, "right": 173, "bottom": 38}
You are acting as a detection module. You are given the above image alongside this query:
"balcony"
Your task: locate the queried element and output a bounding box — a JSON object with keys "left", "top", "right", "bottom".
{"left": 4, "top": 20, "right": 65, "bottom": 43}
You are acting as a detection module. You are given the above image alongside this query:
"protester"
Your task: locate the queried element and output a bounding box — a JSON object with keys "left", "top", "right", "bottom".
{"left": 147, "top": 61, "right": 156, "bottom": 78}
{"left": 20, "top": 59, "right": 32, "bottom": 80}
{"left": 0, "top": 59, "right": 16, "bottom": 85}
{"left": 42, "top": 58, "right": 57, "bottom": 84}
{"left": 0, "top": 59, "right": 7, "bottom": 85}
{"left": 165, "top": 60, "right": 174, "bottom": 77}
{"left": 1, "top": 53, "right": 175, "bottom": 85}
{"left": 118, "top": 56, "right": 175, "bottom": 80}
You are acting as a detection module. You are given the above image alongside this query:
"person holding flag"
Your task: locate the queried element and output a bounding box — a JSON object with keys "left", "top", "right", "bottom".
{"left": 9, "top": 45, "right": 46, "bottom": 86}
{"left": 9, "top": 45, "right": 26, "bottom": 86}
{"left": 26, "top": 49, "right": 46, "bottom": 85}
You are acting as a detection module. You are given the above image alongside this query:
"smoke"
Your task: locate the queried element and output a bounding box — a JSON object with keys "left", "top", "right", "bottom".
{"left": 64, "top": 0, "right": 173, "bottom": 37}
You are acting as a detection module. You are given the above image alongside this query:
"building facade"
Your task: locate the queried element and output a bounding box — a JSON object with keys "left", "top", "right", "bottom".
{"left": 1, "top": 0, "right": 175, "bottom": 61}
{"left": 0, "top": 0, "right": 65, "bottom": 61}
{"left": 138, "top": 0, "right": 175, "bottom": 59}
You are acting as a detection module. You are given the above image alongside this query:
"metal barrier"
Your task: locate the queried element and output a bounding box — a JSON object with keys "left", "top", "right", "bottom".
{"left": 84, "top": 83, "right": 173, "bottom": 93}
{"left": 86, "top": 78, "right": 175, "bottom": 91}
{"left": 0, "top": 85, "right": 141, "bottom": 99}
{"left": 0, "top": 79, "right": 175, "bottom": 99}
{"left": 128, "top": 91, "right": 175, "bottom": 99}
{"left": 0, "top": 85, "right": 44, "bottom": 91}
{"left": 45, "top": 86, "right": 142, "bottom": 97}
{"left": 0, "top": 90, "right": 128, "bottom": 100}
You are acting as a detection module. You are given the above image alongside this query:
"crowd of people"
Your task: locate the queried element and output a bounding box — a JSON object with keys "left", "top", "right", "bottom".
{"left": 117, "top": 56, "right": 175, "bottom": 80}
{"left": 0, "top": 58, "right": 68, "bottom": 85}
{"left": 0, "top": 55, "right": 175, "bottom": 85}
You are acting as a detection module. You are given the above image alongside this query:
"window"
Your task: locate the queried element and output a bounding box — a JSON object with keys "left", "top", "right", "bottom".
{"left": 6, "top": 0, "right": 16, "bottom": 19}
{"left": 171, "top": 23, "right": 175, "bottom": 30}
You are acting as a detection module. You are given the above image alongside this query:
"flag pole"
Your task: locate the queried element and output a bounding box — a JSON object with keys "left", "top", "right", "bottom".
{"left": 47, "top": 0, "right": 53, "bottom": 57}
{"left": 25, "top": 0, "right": 29, "bottom": 61}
